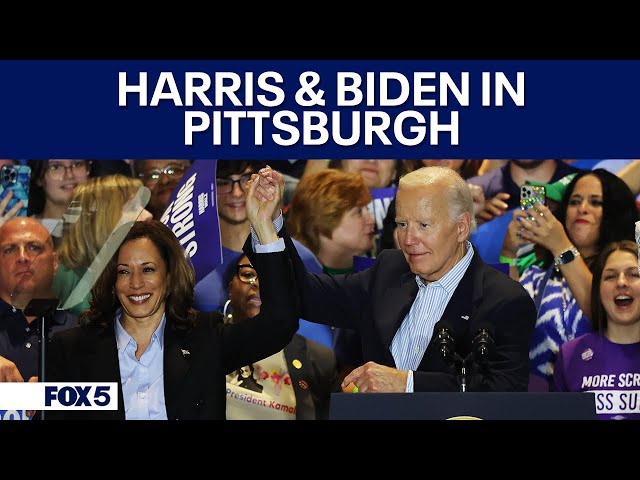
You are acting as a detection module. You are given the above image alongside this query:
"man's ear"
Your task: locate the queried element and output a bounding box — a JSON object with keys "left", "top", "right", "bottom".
{"left": 457, "top": 212, "right": 471, "bottom": 241}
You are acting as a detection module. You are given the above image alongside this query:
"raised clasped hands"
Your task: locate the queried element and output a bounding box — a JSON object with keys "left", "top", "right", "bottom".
{"left": 341, "top": 361, "right": 409, "bottom": 393}
{"left": 246, "top": 166, "right": 285, "bottom": 244}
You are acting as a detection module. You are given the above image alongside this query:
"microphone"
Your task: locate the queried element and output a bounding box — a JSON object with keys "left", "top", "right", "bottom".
{"left": 472, "top": 323, "right": 495, "bottom": 364}
{"left": 434, "top": 320, "right": 469, "bottom": 392}
{"left": 434, "top": 320, "right": 457, "bottom": 365}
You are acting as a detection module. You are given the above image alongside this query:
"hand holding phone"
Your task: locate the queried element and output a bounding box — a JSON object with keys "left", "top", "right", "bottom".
{"left": 520, "top": 184, "right": 546, "bottom": 211}
{"left": 0, "top": 164, "right": 31, "bottom": 218}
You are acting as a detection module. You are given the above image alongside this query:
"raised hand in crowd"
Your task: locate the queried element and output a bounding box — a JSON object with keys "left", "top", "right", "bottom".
{"left": 467, "top": 183, "right": 486, "bottom": 218}
{"left": 476, "top": 191, "right": 510, "bottom": 224}
{"left": 0, "top": 191, "right": 23, "bottom": 228}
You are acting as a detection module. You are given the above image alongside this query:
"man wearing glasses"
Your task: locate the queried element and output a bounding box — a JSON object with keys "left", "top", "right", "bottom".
{"left": 133, "top": 160, "right": 192, "bottom": 220}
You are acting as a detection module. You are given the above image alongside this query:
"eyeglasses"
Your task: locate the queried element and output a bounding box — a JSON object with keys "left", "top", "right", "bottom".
{"left": 236, "top": 264, "right": 258, "bottom": 285}
{"left": 216, "top": 173, "right": 252, "bottom": 194}
{"left": 138, "top": 164, "right": 188, "bottom": 183}
{"left": 47, "top": 161, "right": 91, "bottom": 180}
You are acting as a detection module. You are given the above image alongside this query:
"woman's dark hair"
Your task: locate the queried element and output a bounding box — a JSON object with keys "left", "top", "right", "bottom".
{"left": 589, "top": 240, "right": 638, "bottom": 332}
{"left": 83, "top": 219, "right": 197, "bottom": 331}
{"left": 216, "top": 160, "right": 267, "bottom": 179}
{"left": 537, "top": 169, "right": 639, "bottom": 270}
{"left": 26, "top": 160, "right": 49, "bottom": 216}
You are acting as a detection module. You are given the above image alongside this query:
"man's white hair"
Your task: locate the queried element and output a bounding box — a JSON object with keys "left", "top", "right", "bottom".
{"left": 399, "top": 165, "right": 477, "bottom": 233}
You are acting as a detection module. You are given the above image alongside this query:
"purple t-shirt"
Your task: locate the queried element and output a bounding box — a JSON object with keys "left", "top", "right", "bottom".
{"left": 552, "top": 332, "right": 640, "bottom": 420}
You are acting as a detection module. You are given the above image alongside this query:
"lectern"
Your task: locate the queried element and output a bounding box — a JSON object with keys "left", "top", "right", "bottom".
{"left": 329, "top": 392, "right": 596, "bottom": 420}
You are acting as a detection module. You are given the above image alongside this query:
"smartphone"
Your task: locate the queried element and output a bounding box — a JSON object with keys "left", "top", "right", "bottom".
{"left": 520, "top": 184, "right": 546, "bottom": 211}
{"left": 0, "top": 164, "right": 31, "bottom": 217}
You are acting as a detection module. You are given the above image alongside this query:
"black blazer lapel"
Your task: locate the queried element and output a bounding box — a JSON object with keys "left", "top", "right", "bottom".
{"left": 83, "top": 325, "right": 125, "bottom": 420}
{"left": 163, "top": 325, "right": 192, "bottom": 420}
{"left": 377, "top": 270, "right": 418, "bottom": 352}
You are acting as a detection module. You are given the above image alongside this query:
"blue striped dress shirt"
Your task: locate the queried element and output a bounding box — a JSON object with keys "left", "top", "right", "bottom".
{"left": 392, "top": 242, "right": 474, "bottom": 390}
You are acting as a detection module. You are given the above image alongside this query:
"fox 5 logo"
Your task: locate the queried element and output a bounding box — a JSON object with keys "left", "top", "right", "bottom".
{"left": 44, "top": 384, "right": 117, "bottom": 409}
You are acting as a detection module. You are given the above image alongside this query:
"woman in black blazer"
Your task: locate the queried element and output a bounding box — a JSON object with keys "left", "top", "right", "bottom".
{"left": 47, "top": 177, "right": 297, "bottom": 420}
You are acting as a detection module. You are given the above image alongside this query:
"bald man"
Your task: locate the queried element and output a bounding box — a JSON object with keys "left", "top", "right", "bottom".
{"left": 0, "top": 217, "right": 77, "bottom": 383}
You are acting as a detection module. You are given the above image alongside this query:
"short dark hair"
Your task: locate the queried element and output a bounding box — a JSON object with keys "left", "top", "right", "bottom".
{"left": 224, "top": 254, "right": 250, "bottom": 288}
{"left": 216, "top": 160, "right": 267, "bottom": 179}
{"left": 84, "top": 220, "right": 197, "bottom": 331}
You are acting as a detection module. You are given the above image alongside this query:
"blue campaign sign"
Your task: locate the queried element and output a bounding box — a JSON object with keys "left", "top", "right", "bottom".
{"left": 1, "top": 60, "right": 639, "bottom": 158}
{"left": 368, "top": 186, "right": 397, "bottom": 233}
{"left": 353, "top": 255, "right": 375, "bottom": 272}
{"left": 160, "top": 159, "right": 222, "bottom": 283}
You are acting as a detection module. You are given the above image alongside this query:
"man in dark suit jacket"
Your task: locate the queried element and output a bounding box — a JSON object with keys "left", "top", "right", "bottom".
{"left": 248, "top": 165, "right": 537, "bottom": 393}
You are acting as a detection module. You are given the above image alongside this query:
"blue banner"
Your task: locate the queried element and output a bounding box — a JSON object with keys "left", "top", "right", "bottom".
{"left": 1, "top": 60, "right": 639, "bottom": 158}
{"left": 369, "top": 186, "right": 398, "bottom": 233}
{"left": 160, "top": 160, "right": 222, "bottom": 284}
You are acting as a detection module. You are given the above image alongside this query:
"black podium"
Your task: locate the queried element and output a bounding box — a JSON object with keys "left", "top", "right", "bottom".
{"left": 329, "top": 392, "right": 596, "bottom": 420}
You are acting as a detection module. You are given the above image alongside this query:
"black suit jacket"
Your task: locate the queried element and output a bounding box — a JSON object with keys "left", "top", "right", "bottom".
{"left": 247, "top": 229, "right": 536, "bottom": 392}
{"left": 46, "top": 248, "right": 298, "bottom": 420}
{"left": 284, "top": 334, "right": 341, "bottom": 420}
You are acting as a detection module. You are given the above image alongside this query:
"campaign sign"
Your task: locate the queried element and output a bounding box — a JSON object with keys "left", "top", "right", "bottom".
{"left": 160, "top": 159, "right": 222, "bottom": 283}
{"left": 0, "top": 383, "right": 118, "bottom": 410}
{"left": 353, "top": 255, "right": 375, "bottom": 272}
{"left": 368, "top": 186, "right": 397, "bottom": 233}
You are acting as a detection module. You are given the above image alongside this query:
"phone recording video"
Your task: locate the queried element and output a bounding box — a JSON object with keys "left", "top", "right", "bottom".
{"left": 520, "top": 184, "right": 546, "bottom": 211}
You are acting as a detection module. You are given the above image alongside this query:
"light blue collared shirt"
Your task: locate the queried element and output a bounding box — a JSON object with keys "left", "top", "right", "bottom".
{"left": 115, "top": 310, "right": 168, "bottom": 420}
